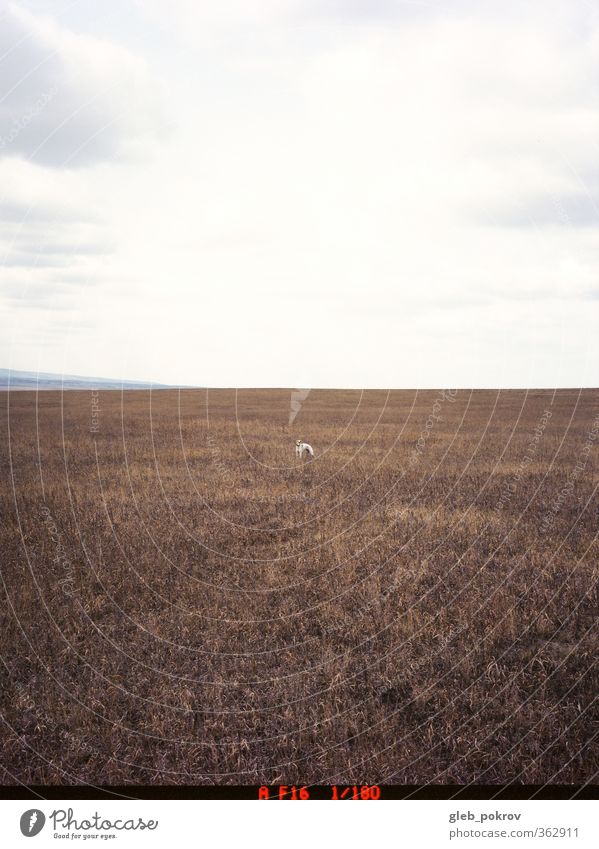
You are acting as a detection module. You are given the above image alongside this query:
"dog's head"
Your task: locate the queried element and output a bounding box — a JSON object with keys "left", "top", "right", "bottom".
{"left": 296, "top": 439, "right": 301, "bottom": 446}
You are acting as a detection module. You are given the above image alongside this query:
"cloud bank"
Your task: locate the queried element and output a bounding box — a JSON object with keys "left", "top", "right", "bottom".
{"left": 1, "top": 0, "right": 598, "bottom": 386}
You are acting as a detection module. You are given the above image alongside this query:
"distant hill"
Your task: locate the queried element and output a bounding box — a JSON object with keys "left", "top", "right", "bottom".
{"left": 0, "top": 368, "right": 173, "bottom": 390}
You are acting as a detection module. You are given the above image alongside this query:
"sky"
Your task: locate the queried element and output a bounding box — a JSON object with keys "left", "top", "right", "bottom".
{"left": 0, "top": 0, "right": 597, "bottom": 387}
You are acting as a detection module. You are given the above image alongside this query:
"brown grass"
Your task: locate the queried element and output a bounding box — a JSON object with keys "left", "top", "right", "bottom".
{"left": 0, "top": 388, "right": 598, "bottom": 785}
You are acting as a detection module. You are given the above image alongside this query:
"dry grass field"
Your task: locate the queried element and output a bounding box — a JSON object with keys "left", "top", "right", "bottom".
{"left": 1, "top": 388, "right": 598, "bottom": 786}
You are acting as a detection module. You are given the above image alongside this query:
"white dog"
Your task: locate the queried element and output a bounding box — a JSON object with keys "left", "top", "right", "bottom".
{"left": 295, "top": 439, "right": 314, "bottom": 458}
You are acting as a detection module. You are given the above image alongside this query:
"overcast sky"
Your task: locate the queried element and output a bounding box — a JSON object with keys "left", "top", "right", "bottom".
{"left": 1, "top": 0, "right": 597, "bottom": 387}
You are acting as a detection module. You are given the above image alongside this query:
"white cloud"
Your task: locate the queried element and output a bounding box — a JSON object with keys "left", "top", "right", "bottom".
{"left": 0, "top": 3, "right": 166, "bottom": 166}
{"left": 1, "top": 0, "right": 598, "bottom": 386}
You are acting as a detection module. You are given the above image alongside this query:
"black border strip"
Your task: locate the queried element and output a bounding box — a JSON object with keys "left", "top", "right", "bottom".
{"left": 0, "top": 785, "right": 597, "bottom": 800}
